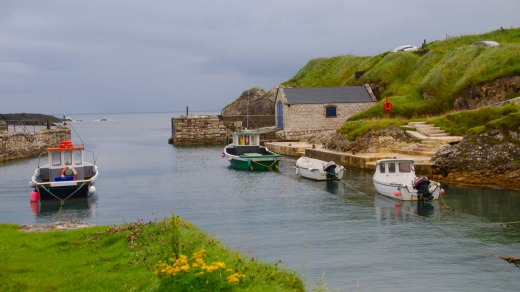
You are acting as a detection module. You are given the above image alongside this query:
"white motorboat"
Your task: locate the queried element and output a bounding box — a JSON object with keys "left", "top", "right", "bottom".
{"left": 372, "top": 158, "right": 444, "bottom": 201}
{"left": 295, "top": 156, "right": 345, "bottom": 181}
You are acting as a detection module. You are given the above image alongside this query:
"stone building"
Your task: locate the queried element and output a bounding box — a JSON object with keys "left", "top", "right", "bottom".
{"left": 275, "top": 85, "right": 377, "bottom": 139}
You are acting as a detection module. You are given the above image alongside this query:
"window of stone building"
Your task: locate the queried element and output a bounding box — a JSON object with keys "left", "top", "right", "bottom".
{"left": 325, "top": 106, "right": 337, "bottom": 118}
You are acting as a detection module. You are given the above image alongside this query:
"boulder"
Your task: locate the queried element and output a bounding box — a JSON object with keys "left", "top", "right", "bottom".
{"left": 221, "top": 87, "right": 277, "bottom": 116}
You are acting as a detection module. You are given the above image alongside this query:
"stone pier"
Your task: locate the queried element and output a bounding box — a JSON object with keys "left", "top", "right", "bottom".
{"left": 0, "top": 129, "right": 71, "bottom": 162}
{"left": 170, "top": 115, "right": 275, "bottom": 146}
{"left": 170, "top": 115, "right": 239, "bottom": 146}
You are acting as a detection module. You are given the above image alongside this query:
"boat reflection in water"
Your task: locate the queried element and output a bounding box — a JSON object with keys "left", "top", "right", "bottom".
{"left": 29, "top": 196, "right": 96, "bottom": 220}
{"left": 374, "top": 194, "right": 443, "bottom": 222}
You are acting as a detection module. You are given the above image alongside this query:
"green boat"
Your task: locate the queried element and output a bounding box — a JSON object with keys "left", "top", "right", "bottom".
{"left": 223, "top": 130, "right": 281, "bottom": 171}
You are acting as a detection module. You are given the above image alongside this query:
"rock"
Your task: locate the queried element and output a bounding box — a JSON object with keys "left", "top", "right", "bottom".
{"left": 431, "top": 127, "right": 520, "bottom": 188}
{"left": 454, "top": 76, "right": 520, "bottom": 110}
{"left": 19, "top": 221, "right": 95, "bottom": 232}
{"left": 306, "top": 126, "right": 415, "bottom": 153}
{"left": 221, "top": 87, "right": 277, "bottom": 116}
{"left": 0, "top": 113, "right": 62, "bottom": 125}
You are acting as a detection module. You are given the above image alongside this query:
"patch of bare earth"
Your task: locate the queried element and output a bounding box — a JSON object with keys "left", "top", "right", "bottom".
{"left": 20, "top": 221, "right": 95, "bottom": 232}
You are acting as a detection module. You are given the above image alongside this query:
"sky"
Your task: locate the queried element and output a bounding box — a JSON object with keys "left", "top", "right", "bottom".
{"left": 1, "top": 0, "right": 519, "bottom": 115}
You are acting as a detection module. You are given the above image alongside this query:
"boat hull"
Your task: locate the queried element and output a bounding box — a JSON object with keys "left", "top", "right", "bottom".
{"left": 36, "top": 182, "right": 94, "bottom": 200}
{"left": 223, "top": 143, "right": 281, "bottom": 171}
{"left": 295, "top": 157, "right": 345, "bottom": 181}
{"left": 373, "top": 178, "right": 441, "bottom": 201}
{"left": 295, "top": 164, "right": 345, "bottom": 181}
{"left": 228, "top": 156, "right": 280, "bottom": 171}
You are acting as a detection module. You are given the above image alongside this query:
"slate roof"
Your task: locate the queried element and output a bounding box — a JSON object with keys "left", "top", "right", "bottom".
{"left": 284, "top": 86, "right": 374, "bottom": 104}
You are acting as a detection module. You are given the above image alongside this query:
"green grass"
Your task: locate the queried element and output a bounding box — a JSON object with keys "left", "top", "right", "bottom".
{"left": 0, "top": 217, "right": 304, "bottom": 291}
{"left": 337, "top": 118, "right": 408, "bottom": 140}
{"left": 335, "top": 103, "right": 520, "bottom": 141}
{"left": 282, "top": 27, "right": 520, "bottom": 120}
{"left": 426, "top": 103, "right": 520, "bottom": 136}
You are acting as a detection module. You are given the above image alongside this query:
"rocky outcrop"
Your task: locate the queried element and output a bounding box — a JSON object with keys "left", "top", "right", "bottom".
{"left": 454, "top": 76, "right": 520, "bottom": 110}
{"left": 306, "top": 126, "right": 416, "bottom": 153}
{"left": 0, "top": 113, "right": 62, "bottom": 124}
{"left": 366, "top": 83, "right": 386, "bottom": 101}
{"left": 430, "top": 127, "right": 520, "bottom": 188}
{"left": 221, "top": 87, "right": 278, "bottom": 116}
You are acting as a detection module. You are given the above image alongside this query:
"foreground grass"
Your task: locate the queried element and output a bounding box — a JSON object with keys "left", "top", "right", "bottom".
{"left": 0, "top": 217, "right": 304, "bottom": 291}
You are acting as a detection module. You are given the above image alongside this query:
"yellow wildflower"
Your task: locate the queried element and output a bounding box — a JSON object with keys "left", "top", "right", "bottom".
{"left": 213, "top": 262, "right": 226, "bottom": 269}
{"left": 227, "top": 273, "right": 245, "bottom": 284}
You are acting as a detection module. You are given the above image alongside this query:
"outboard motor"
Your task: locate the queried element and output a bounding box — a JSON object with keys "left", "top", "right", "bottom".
{"left": 414, "top": 176, "right": 433, "bottom": 201}
{"left": 323, "top": 161, "right": 338, "bottom": 180}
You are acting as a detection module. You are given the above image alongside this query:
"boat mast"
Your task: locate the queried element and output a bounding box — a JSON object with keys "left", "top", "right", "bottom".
{"left": 246, "top": 91, "right": 249, "bottom": 129}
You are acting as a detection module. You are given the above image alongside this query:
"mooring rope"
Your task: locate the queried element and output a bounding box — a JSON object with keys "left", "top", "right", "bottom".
{"left": 333, "top": 173, "right": 520, "bottom": 267}
{"left": 40, "top": 182, "right": 86, "bottom": 219}
{"left": 251, "top": 159, "right": 279, "bottom": 173}
{"left": 338, "top": 178, "right": 366, "bottom": 195}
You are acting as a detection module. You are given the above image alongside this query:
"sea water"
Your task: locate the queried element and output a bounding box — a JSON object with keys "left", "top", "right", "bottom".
{"left": 1, "top": 112, "right": 520, "bottom": 291}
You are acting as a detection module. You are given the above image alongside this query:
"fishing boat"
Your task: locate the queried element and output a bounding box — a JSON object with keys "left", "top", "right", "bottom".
{"left": 29, "top": 140, "right": 98, "bottom": 201}
{"left": 295, "top": 156, "right": 345, "bottom": 181}
{"left": 372, "top": 158, "right": 444, "bottom": 201}
{"left": 223, "top": 129, "right": 281, "bottom": 171}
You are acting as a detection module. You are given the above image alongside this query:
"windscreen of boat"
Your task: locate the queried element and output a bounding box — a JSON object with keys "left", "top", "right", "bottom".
{"left": 399, "top": 162, "right": 411, "bottom": 173}
{"left": 51, "top": 151, "right": 61, "bottom": 166}
{"left": 74, "top": 149, "right": 82, "bottom": 165}
{"left": 64, "top": 150, "right": 73, "bottom": 166}
{"left": 379, "top": 162, "right": 386, "bottom": 173}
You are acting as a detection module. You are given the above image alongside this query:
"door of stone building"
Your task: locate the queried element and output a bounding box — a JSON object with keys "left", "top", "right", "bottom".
{"left": 276, "top": 102, "right": 283, "bottom": 128}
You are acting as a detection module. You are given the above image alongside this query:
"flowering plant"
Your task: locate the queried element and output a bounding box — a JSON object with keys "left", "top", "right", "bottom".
{"left": 155, "top": 249, "right": 245, "bottom": 290}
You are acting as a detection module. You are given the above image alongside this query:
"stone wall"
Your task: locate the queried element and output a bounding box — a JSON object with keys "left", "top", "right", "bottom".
{"left": 171, "top": 115, "right": 242, "bottom": 146}
{"left": 0, "top": 129, "right": 71, "bottom": 162}
{"left": 220, "top": 115, "right": 275, "bottom": 128}
{"left": 277, "top": 103, "right": 374, "bottom": 140}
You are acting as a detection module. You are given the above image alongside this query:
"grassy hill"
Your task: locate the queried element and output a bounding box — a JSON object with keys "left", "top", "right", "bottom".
{"left": 281, "top": 28, "right": 520, "bottom": 135}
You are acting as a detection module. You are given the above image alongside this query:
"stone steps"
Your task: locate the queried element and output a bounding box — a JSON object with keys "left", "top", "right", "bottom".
{"left": 410, "top": 122, "right": 449, "bottom": 137}
{"left": 392, "top": 122, "right": 464, "bottom": 157}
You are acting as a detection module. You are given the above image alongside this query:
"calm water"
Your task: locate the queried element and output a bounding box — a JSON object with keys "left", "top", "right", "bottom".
{"left": 1, "top": 112, "right": 520, "bottom": 291}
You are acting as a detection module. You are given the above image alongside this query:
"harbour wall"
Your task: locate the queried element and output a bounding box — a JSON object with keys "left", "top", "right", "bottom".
{"left": 170, "top": 115, "right": 275, "bottom": 146}
{"left": 265, "top": 141, "right": 436, "bottom": 175}
{"left": 0, "top": 129, "right": 71, "bottom": 162}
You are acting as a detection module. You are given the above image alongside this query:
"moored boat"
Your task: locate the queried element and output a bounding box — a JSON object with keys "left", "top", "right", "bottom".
{"left": 223, "top": 130, "right": 281, "bottom": 171}
{"left": 295, "top": 156, "right": 345, "bottom": 181}
{"left": 29, "top": 140, "right": 98, "bottom": 201}
{"left": 372, "top": 158, "right": 443, "bottom": 201}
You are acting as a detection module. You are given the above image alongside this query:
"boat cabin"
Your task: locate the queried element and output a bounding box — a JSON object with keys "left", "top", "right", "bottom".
{"left": 232, "top": 131, "right": 260, "bottom": 147}
{"left": 226, "top": 130, "right": 272, "bottom": 156}
{"left": 44, "top": 141, "right": 89, "bottom": 182}
{"left": 375, "top": 159, "right": 416, "bottom": 184}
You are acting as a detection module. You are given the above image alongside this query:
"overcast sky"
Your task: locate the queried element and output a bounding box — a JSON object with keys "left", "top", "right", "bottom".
{"left": 1, "top": 0, "right": 518, "bottom": 115}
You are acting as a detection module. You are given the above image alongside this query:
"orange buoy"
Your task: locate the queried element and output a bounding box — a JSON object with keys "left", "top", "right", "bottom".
{"left": 384, "top": 101, "right": 393, "bottom": 111}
